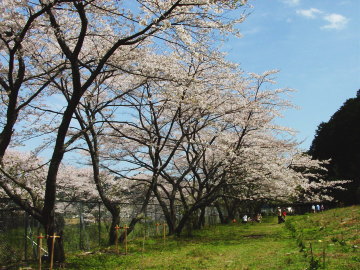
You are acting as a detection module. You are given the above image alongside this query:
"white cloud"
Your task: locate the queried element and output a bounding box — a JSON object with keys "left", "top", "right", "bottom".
{"left": 281, "top": 0, "right": 300, "bottom": 6}
{"left": 321, "top": 13, "right": 349, "bottom": 30}
{"left": 296, "top": 8, "right": 349, "bottom": 31}
{"left": 296, "top": 8, "right": 323, "bottom": 19}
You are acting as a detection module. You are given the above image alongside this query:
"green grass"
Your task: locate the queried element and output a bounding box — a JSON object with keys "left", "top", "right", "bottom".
{"left": 21, "top": 206, "right": 360, "bottom": 269}
{"left": 286, "top": 205, "right": 360, "bottom": 270}
{"left": 64, "top": 217, "right": 308, "bottom": 269}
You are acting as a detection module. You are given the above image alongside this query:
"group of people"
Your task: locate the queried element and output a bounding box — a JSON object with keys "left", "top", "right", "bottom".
{"left": 241, "top": 213, "right": 262, "bottom": 223}
{"left": 311, "top": 204, "right": 324, "bottom": 213}
{"left": 241, "top": 208, "right": 286, "bottom": 224}
{"left": 236, "top": 205, "right": 326, "bottom": 226}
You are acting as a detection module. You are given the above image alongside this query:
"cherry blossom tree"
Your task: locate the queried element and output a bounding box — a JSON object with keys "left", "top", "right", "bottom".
{"left": 44, "top": 0, "right": 250, "bottom": 260}
{"left": 3, "top": 0, "right": 345, "bottom": 259}
{"left": 2, "top": 0, "right": 251, "bottom": 260}
{"left": 114, "top": 66, "right": 348, "bottom": 234}
{"left": 68, "top": 71, "right": 150, "bottom": 244}
{"left": 0, "top": 0, "right": 65, "bottom": 162}
{"left": 97, "top": 55, "right": 289, "bottom": 234}
{"left": 97, "top": 50, "right": 238, "bottom": 233}
{"left": 167, "top": 70, "right": 296, "bottom": 233}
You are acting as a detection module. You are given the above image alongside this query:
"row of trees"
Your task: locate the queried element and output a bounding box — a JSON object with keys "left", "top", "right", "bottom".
{"left": 0, "top": 0, "right": 347, "bottom": 262}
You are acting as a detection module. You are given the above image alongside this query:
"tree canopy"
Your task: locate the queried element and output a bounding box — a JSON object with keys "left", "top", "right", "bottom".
{"left": 309, "top": 90, "right": 360, "bottom": 205}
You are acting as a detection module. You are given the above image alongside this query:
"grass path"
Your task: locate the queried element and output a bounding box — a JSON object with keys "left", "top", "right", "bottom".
{"left": 64, "top": 206, "right": 359, "bottom": 269}
{"left": 148, "top": 221, "right": 308, "bottom": 270}
{"left": 66, "top": 218, "right": 308, "bottom": 269}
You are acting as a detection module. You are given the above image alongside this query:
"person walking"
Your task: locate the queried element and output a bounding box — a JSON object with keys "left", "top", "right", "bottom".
{"left": 277, "top": 207, "right": 282, "bottom": 224}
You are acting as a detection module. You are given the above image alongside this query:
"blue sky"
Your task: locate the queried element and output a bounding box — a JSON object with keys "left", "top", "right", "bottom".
{"left": 225, "top": 0, "right": 360, "bottom": 150}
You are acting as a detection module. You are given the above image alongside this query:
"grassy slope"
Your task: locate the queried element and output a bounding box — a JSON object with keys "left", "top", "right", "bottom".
{"left": 286, "top": 205, "right": 360, "bottom": 270}
{"left": 63, "top": 206, "right": 359, "bottom": 270}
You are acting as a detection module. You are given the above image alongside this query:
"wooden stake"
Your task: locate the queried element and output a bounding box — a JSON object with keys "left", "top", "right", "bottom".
{"left": 114, "top": 225, "right": 120, "bottom": 254}
{"left": 37, "top": 233, "right": 45, "bottom": 270}
{"left": 49, "top": 233, "right": 60, "bottom": 270}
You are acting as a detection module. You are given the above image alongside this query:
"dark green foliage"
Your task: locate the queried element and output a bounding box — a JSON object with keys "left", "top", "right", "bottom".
{"left": 309, "top": 91, "right": 360, "bottom": 205}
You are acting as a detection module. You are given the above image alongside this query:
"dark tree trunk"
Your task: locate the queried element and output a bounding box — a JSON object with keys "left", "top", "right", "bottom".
{"left": 44, "top": 215, "right": 65, "bottom": 263}
{"left": 108, "top": 210, "right": 120, "bottom": 245}
{"left": 152, "top": 186, "right": 177, "bottom": 235}
{"left": 0, "top": 119, "right": 16, "bottom": 162}
{"left": 0, "top": 92, "right": 18, "bottom": 162}
{"left": 119, "top": 214, "right": 142, "bottom": 243}
{"left": 195, "top": 207, "right": 206, "bottom": 229}
{"left": 41, "top": 86, "right": 84, "bottom": 262}
{"left": 175, "top": 202, "right": 208, "bottom": 236}
{"left": 227, "top": 207, "right": 236, "bottom": 223}
{"left": 215, "top": 203, "right": 226, "bottom": 224}
{"left": 175, "top": 209, "right": 194, "bottom": 236}
{"left": 168, "top": 198, "right": 178, "bottom": 235}
{"left": 119, "top": 187, "right": 153, "bottom": 242}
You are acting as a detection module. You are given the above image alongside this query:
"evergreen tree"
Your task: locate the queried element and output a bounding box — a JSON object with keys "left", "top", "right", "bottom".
{"left": 309, "top": 90, "right": 360, "bottom": 205}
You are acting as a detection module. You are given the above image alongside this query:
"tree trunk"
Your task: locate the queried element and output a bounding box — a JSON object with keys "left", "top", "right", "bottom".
{"left": 119, "top": 214, "right": 142, "bottom": 243}
{"left": 215, "top": 203, "right": 226, "bottom": 224}
{"left": 42, "top": 93, "right": 83, "bottom": 263}
{"left": 175, "top": 209, "right": 193, "bottom": 236}
{"left": 119, "top": 187, "right": 153, "bottom": 242}
{"left": 0, "top": 71, "right": 20, "bottom": 163}
{"left": 227, "top": 208, "right": 236, "bottom": 223}
{"left": 44, "top": 215, "right": 65, "bottom": 263}
{"left": 152, "top": 187, "right": 177, "bottom": 235}
{"left": 0, "top": 121, "right": 15, "bottom": 162}
{"left": 195, "top": 207, "right": 206, "bottom": 229}
{"left": 167, "top": 199, "right": 178, "bottom": 235}
{"left": 108, "top": 210, "right": 120, "bottom": 245}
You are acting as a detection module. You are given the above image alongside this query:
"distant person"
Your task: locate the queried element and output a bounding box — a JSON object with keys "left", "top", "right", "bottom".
{"left": 255, "top": 213, "right": 262, "bottom": 223}
{"left": 277, "top": 207, "right": 282, "bottom": 224}
{"left": 311, "top": 205, "right": 316, "bottom": 213}
{"left": 242, "top": 215, "right": 248, "bottom": 223}
{"left": 320, "top": 204, "right": 324, "bottom": 212}
{"left": 282, "top": 209, "right": 287, "bottom": 222}
{"left": 316, "top": 204, "right": 320, "bottom": 212}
